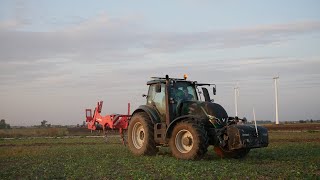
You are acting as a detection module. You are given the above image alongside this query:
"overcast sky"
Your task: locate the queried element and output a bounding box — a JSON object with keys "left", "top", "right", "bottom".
{"left": 1, "top": 0, "right": 320, "bottom": 126}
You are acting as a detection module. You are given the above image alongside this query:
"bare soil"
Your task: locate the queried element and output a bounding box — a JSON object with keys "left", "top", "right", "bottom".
{"left": 262, "top": 123, "right": 320, "bottom": 131}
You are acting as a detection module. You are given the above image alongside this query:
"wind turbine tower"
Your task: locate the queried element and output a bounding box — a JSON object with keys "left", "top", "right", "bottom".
{"left": 234, "top": 85, "right": 240, "bottom": 117}
{"left": 273, "top": 76, "right": 280, "bottom": 125}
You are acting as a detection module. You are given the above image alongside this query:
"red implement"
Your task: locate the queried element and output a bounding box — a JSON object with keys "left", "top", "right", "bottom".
{"left": 85, "top": 101, "right": 131, "bottom": 145}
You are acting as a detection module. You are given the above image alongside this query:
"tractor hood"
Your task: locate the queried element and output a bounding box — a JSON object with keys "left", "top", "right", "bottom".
{"left": 179, "top": 101, "right": 229, "bottom": 121}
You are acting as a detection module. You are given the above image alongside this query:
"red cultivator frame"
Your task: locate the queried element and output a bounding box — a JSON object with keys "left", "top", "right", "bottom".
{"left": 85, "top": 101, "right": 131, "bottom": 145}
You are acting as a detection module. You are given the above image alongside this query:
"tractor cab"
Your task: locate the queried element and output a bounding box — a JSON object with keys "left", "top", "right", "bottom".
{"left": 145, "top": 75, "right": 217, "bottom": 125}
{"left": 146, "top": 76, "right": 192, "bottom": 123}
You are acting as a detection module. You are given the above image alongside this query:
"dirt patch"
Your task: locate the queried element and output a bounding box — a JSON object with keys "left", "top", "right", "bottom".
{"left": 263, "top": 123, "right": 320, "bottom": 131}
{"left": 271, "top": 138, "right": 320, "bottom": 143}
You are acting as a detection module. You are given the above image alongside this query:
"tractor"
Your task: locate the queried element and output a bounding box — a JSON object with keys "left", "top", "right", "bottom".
{"left": 128, "top": 75, "right": 268, "bottom": 160}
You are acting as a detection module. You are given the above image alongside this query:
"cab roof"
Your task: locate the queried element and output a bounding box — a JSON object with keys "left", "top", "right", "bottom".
{"left": 147, "top": 76, "right": 193, "bottom": 85}
{"left": 146, "top": 75, "right": 215, "bottom": 87}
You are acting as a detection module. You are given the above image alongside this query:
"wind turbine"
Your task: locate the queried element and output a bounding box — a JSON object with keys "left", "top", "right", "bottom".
{"left": 273, "top": 76, "right": 280, "bottom": 125}
{"left": 253, "top": 107, "right": 258, "bottom": 135}
{"left": 234, "top": 83, "right": 240, "bottom": 117}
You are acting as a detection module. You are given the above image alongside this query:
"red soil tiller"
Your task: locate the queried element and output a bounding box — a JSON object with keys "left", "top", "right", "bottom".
{"left": 85, "top": 101, "right": 131, "bottom": 145}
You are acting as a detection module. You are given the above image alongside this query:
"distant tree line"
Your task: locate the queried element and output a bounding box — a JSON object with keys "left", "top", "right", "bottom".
{"left": 250, "top": 120, "right": 320, "bottom": 124}
{"left": 40, "top": 120, "right": 51, "bottom": 128}
{"left": 297, "top": 119, "right": 320, "bottom": 123}
{"left": 0, "top": 119, "right": 11, "bottom": 129}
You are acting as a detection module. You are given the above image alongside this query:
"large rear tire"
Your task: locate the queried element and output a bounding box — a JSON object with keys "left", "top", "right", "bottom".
{"left": 169, "top": 120, "right": 209, "bottom": 160}
{"left": 128, "top": 112, "right": 158, "bottom": 155}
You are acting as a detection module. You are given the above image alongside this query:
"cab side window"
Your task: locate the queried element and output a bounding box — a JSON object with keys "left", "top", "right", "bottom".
{"left": 147, "top": 84, "right": 166, "bottom": 121}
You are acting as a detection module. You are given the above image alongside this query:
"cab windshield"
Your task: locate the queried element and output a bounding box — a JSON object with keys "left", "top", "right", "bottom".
{"left": 172, "top": 81, "right": 198, "bottom": 101}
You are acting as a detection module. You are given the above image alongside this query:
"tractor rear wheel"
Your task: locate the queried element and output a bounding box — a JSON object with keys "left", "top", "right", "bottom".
{"left": 169, "top": 120, "right": 209, "bottom": 160}
{"left": 128, "top": 112, "right": 158, "bottom": 155}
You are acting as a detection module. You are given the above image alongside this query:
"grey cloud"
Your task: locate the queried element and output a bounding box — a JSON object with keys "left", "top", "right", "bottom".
{"left": 144, "top": 21, "right": 320, "bottom": 52}
{"left": 0, "top": 1, "right": 31, "bottom": 30}
{"left": 1, "top": 18, "right": 320, "bottom": 63}
{"left": 0, "top": 58, "right": 73, "bottom": 90}
{"left": 121, "top": 56, "right": 320, "bottom": 91}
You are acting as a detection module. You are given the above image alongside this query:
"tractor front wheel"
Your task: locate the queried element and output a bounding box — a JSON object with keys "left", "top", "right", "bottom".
{"left": 128, "top": 112, "right": 158, "bottom": 155}
{"left": 169, "top": 120, "right": 208, "bottom": 160}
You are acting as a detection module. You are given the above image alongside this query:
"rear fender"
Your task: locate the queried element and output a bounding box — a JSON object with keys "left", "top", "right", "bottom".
{"left": 131, "top": 105, "right": 161, "bottom": 124}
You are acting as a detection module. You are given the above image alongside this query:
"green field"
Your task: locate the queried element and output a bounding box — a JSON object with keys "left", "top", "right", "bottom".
{"left": 0, "top": 131, "right": 319, "bottom": 179}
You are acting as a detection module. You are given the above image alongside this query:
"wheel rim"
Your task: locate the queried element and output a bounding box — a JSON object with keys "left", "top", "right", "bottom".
{"left": 132, "top": 122, "right": 145, "bottom": 149}
{"left": 175, "top": 129, "right": 193, "bottom": 153}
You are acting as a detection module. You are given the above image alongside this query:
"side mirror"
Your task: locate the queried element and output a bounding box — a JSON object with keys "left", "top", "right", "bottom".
{"left": 213, "top": 87, "right": 216, "bottom": 95}
{"left": 202, "top": 87, "right": 211, "bottom": 102}
{"left": 155, "top": 84, "right": 161, "bottom": 93}
{"left": 242, "top": 117, "right": 247, "bottom": 123}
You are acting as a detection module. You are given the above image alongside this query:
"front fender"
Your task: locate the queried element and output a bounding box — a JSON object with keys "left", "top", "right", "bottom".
{"left": 165, "top": 115, "right": 200, "bottom": 139}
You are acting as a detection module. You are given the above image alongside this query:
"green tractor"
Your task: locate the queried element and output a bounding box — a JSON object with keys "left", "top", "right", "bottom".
{"left": 128, "top": 75, "right": 268, "bottom": 160}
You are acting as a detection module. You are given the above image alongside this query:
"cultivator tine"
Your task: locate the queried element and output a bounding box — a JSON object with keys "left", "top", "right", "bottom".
{"left": 120, "top": 128, "right": 127, "bottom": 146}
{"left": 104, "top": 127, "right": 108, "bottom": 143}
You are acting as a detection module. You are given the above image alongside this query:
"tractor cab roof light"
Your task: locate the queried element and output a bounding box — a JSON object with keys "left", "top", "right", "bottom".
{"left": 184, "top": 74, "right": 188, "bottom": 80}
